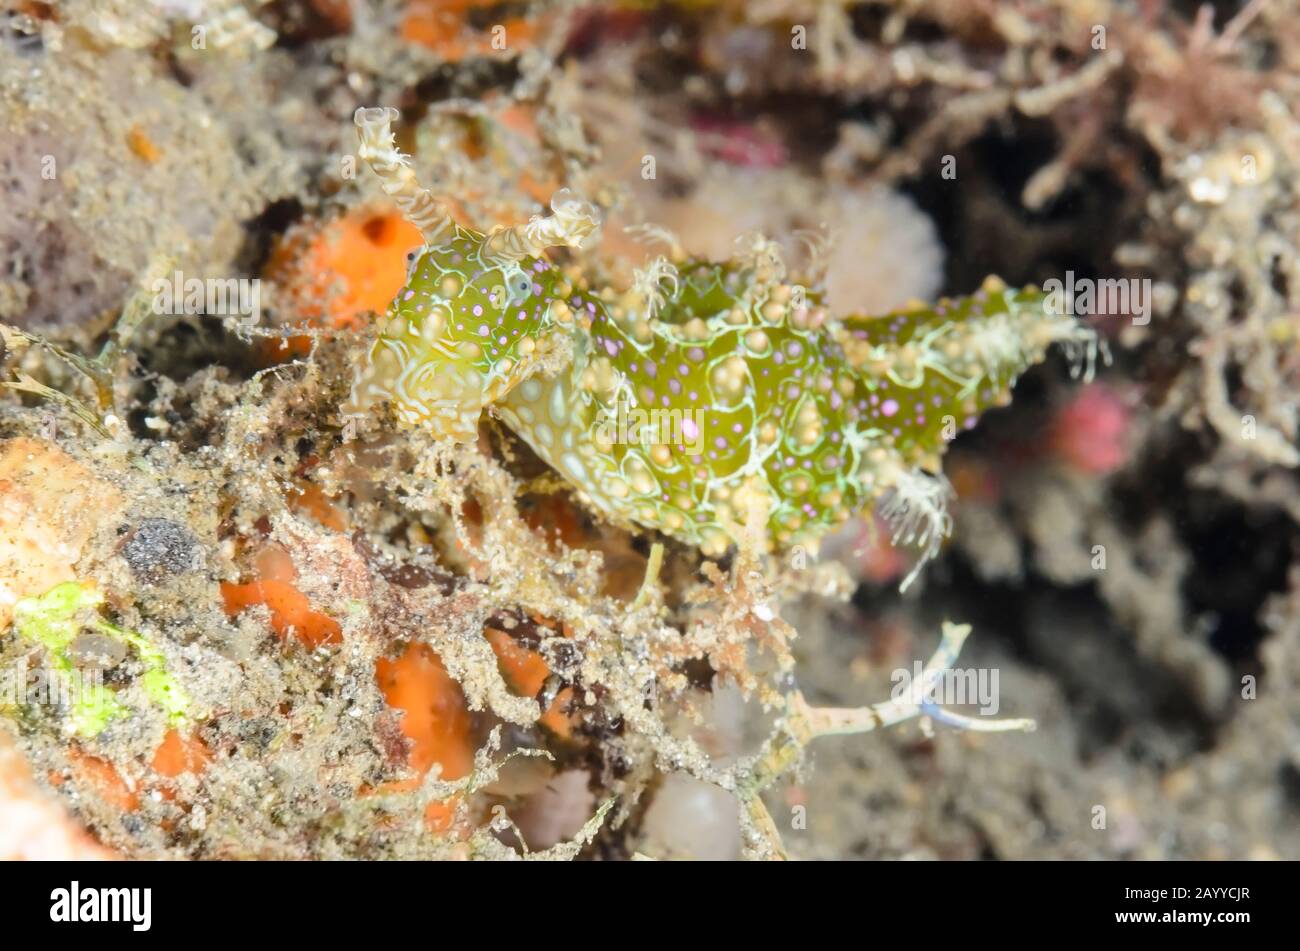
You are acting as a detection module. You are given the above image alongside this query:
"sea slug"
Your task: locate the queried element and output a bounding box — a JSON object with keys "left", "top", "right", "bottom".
{"left": 347, "top": 107, "right": 1100, "bottom": 584}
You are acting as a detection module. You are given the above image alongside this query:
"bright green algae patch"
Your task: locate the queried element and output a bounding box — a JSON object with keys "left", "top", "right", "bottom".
{"left": 11, "top": 581, "right": 192, "bottom": 736}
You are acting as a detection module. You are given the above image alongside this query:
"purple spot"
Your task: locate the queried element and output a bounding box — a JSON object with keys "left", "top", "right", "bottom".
{"left": 472, "top": 304, "right": 483, "bottom": 316}
{"left": 881, "top": 399, "right": 899, "bottom": 417}
{"left": 604, "top": 339, "right": 619, "bottom": 357}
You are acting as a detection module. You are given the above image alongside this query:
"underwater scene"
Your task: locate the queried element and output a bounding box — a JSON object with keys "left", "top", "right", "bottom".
{"left": 0, "top": 0, "right": 1297, "bottom": 865}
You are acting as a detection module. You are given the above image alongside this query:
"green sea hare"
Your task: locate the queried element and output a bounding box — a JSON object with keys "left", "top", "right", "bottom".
{"left": 348, "top": 107, "right": 1100, "bottom": 583}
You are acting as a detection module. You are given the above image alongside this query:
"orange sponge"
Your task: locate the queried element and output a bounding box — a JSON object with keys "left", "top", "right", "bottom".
{"left": 220, "top": 547, "right": 342, "bottom": 648}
